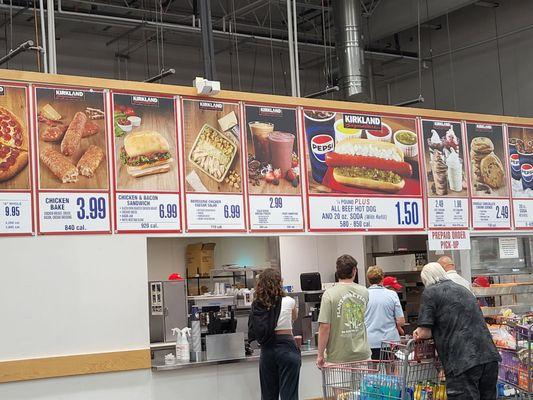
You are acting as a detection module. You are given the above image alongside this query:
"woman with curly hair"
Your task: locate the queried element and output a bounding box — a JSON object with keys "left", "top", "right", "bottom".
{"left": 251, "top": 268, "right": 300, "bottom": 400}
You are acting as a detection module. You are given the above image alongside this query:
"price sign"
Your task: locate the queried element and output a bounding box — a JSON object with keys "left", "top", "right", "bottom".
{"left": 244, "top": 104, "right": 304, "bottom": 231}
{"left": 38, "top": 193, "right": 111, "bottom": 233}
{"left": 0, "top": 193, "right": 32, "bottom": 235}
{"left": 115, "top": 193, "right": 180, "bottom": 232}
{"left": 249, "top": 196, "right": 303, "bottom": 231}
{"left": 185, "top": 194, "right": 245, "bottom": 231}
{"left": 428, "top": 229, "right": 470, "bottom": 251}
{"left": 308, "top": 197, "right": 424, "bottom": 231}
{"left": 472, "top": 199, "right": 511, "bottom": 229}
{"left": 111, "top": 93, "right": 181, "bottom": 233}
{"left": 428, "top": 198, "right": 469, "bottom": 228}
{"left": 512, "top": 200, "right": 533, "bottom": 228}
{"left": 0, "top": 83, "right": 34, "bottom": 235}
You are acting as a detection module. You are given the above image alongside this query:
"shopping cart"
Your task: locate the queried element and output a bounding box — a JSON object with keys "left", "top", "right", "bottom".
{"left": 321, "top": 360, "right": 398, "bottom": 400}
{"left": 321, "top": 339, "right": 445, "bottom": 400}
{"left": 494, "top": 318, "right": 532, "bottom": 399}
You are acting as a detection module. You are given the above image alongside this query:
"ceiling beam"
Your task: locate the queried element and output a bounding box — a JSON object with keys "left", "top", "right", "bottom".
{"left": 368, "top": 0, "right": 478, "bottom": 41}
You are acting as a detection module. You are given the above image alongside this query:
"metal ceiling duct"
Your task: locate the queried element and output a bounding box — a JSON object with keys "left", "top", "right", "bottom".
{"left": 333, "top": 0, "right": 368, "bottom": 101}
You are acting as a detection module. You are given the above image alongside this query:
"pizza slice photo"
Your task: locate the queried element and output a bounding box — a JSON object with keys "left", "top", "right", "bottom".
{"left": 0, "top": 105, "right": 29, "bottom": 183}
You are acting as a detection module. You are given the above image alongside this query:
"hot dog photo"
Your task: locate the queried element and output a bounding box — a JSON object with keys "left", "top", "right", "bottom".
{"left": 303, "top": 110, "right": 422, "bottom": 196}
{"left": 35, "top": 87, "right": 109, "bottom": 190}
{"left": 112, "top": 93, "right": 179, "bottom": 192}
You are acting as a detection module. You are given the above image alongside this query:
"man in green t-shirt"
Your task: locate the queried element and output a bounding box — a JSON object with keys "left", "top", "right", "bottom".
{"left": 317, "top": 255, "right": 371, "bottom": 367}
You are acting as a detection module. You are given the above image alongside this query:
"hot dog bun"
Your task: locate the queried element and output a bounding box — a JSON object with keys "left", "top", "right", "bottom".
{"left": 333, "top": 168, "right": 405, "bottom": 193}
{"left": 334, "top": 137, "right": 405, "bottom": 161}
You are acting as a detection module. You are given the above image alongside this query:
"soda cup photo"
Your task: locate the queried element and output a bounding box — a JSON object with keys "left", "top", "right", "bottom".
{"left": 521, "top": 163, "right": 533, "bottom": 190}
{"left": 510, "top": 153, "right": 521, "bottom": 180}
{"left": 306, "top": 125, "right": 335, "bottom": 183}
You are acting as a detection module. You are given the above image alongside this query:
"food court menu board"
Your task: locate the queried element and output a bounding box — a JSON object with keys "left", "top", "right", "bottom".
{"left": 244, "top": 104, "right": 304, "bottom": 231}
{"left": 0, "top": 83, "right": 34, "bottom": 236}
{"left": 508, "top": 125, "right": 533, "bottom": 229}
{"left": 181, "top": 99, "right": 246, "bottom": 232}
{"left": 465, "top": 122, "right": 511, "bottom": 229}
{"left": 34, "top": 86, "right": 111, "bottom": 234}
{"left": 111, "top": 92, "right": 181, "bottom": 233}
{"left": 421, "top": 119, "right": 469, "bottom": 228}
{"left": 303, "top": 109, "right": 424, "bottom": 231}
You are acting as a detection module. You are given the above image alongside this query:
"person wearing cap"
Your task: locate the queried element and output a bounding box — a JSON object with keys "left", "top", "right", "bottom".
{"left": 383, "top": 276, "right": 402, "bottom": 292}
{"left": 437, "top": 256, "right": 473, "bottom": 293}
{"left": 364, "top": 266, "right": 405, "bottom": 360}
{"left": 473, "top": 276, "right": 492, "bottom": 307}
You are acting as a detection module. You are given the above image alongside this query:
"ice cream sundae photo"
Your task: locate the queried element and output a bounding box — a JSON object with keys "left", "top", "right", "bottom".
{"left": 422, "top": 122, "right": 467, "bottom": 197}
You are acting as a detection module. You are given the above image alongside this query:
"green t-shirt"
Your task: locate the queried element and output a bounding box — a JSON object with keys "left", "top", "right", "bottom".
{"left": 318, "top": 283, "right": 371, "bottom": 363}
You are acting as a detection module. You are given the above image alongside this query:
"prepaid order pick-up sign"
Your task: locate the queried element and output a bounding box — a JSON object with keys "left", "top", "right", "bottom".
{"left": 111, "top": 92, "right": 181, "bottom": 233}
{"left": 303, "top": 109, "right": 425, "bottom": 231}
{"left": 34, "top": 85, "right": 111, "bottom": 234}
{"left": 428, "top": 229, "right": 471, "bottom": 251}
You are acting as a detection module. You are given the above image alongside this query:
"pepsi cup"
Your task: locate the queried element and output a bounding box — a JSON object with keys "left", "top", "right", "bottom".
{"left": 521, "top": 163, "right": 533, "bottom": 190}
{"left": 510, "top": 153, "right": 521, "bottom": 180}
{"left": 306, "top": 125, "right": 335, "bottom": 183}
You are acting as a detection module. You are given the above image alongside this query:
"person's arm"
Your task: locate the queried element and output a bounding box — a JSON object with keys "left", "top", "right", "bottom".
{"left": 291, "top": 298, "right": 298, "bottom": 321}
{"left": 413, "top": 327, "right": 432, "bottom": 339}
{"left": 393, "top": 292, "right": 405, "bottom": 336}
{"left": 413, "top": 288, "right": 435, "bottom": 340}
{"left": 317, "top": 323, "right": 330, "bottom": 368}
{"left": 316, "top": 292, "right": 331, "bottom": 368}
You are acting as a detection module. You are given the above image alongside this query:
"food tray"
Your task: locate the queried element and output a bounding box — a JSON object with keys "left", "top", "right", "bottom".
{"left": 188, "top": 123, "right": 237, "bottom": 183}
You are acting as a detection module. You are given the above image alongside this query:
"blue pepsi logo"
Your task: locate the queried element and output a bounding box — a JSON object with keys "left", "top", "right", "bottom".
{"left": 311, "top": 134, "right": 334, "bottom": 163}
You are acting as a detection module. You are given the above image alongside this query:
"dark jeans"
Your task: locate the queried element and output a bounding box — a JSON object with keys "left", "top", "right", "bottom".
{"left": 259, "top": 334, "right": 301, "bottom": 400}
{"left": 446, "top": 361, "right": 499, "bottom": 400}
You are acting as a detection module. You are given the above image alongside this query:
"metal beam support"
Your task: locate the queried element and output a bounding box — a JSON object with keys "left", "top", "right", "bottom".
{"left": 105, "top": 22, "right": 145, "bottom": 46}
{"left": 47, "top": 0, "right": 57, "bottom": 73}
{"left": 198, "top": 0, "right": 216, "bottom": 80}
{"left": 286, "top": 0, "right": 297, "bottom": 97}
{"left": 292, "top": 0, "right": 300, "bottom": 97}
{"left": 39, "top": 0, "right": 48, "bottom": 73}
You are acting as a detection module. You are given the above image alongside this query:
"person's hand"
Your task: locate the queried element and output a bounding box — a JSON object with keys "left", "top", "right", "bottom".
{"left": 316, "top": 355, "right": 325, "bottom": 369}
{"left": 413, "top": 328, "right": 421, "bottom": 340}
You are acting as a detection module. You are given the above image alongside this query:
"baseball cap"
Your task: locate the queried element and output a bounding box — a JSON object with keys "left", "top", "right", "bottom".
{"left": 473, "top": 276, "right": 490, "bottom": 288}
{"left": 168, "top": 273, "right": 184, "bottom": 281}
{"left": 383, "top": 276, "right": 403, "bottom": 291}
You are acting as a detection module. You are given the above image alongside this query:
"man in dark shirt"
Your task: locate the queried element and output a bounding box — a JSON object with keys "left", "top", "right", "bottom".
{"left": 414, "top": 262, "right": 500, "bottom": 400}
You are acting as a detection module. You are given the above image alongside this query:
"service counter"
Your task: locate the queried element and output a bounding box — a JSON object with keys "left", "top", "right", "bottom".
{"left": 150, "top": 343, "right": 322, "bottom": 400}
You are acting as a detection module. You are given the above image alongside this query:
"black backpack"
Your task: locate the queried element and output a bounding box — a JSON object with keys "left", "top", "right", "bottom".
{"left": 248, "top": 297, "right": 282, "bottom": 346}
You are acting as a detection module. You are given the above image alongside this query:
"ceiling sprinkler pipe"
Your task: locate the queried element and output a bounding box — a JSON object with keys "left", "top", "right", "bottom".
{"left": 0, "top": 40, "right": 34, "bottom": 66}
{"left": 144, "top": 68, "right": 176, "bottom": 83}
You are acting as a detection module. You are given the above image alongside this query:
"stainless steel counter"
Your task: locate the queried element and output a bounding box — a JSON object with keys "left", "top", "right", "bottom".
{"left": 152, "top": 347, "right": 318, "bottom": 371}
